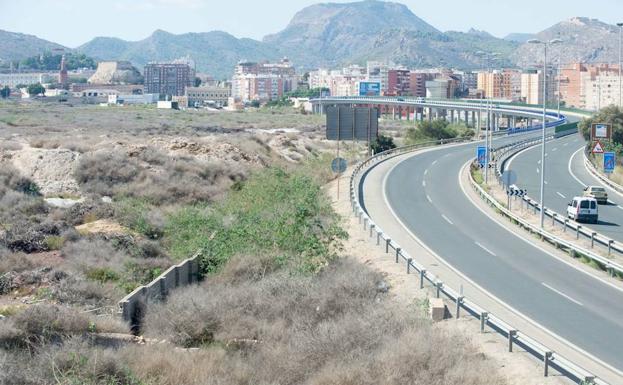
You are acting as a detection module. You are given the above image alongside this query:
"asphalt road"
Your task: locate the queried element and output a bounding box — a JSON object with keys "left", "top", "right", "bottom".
{"left": 508, "top": 133, "right": 623, "bottom": 242}
{"left": 379, "top": 132, "right": 623, "bottom": 373}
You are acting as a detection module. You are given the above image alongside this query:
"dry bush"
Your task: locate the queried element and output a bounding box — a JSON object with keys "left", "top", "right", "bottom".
{"left": 0, "top": 249, "right": 39, "bottom": 274}
{"left": 138, "top": 257, "right": 506, "bottom": 385}
{"left": 2, "top": 218, "right": 64, "bottom": 253}
{"left": 76, "top": 149, "right": 248, "bottom": 205}
{"left": 0, "top": 141, "right": 23, "bottom": 151}
{"left": 52, "top": 275, "right": 125, "bottom": 309}
{"left": 74, "top": 151, "right": 140, "bottom": 197}
{"left": 63, "top": 198, "right": 115, "bottom": 226}
{"left": 61, "top": 238, "right": 130, "bottom": 275}
{"left": 0, "top": 162, "right": 40, "bottom": 196}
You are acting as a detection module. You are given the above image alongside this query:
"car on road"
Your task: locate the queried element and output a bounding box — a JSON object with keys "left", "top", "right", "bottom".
{"left": 583, "top": 186, "right": 608, "bottom": 204}
{"left": 567, "top": 196, "right": 598, "bottom": 223}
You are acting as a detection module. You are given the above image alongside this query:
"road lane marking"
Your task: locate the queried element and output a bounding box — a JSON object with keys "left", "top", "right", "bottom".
{"left": 424, "top": 169, "right": 428, "bottom": 176}
{"left": 537, "top": 160, "right": 541, "bottom": 164}
{"left": 618, "top": 205, "right": 623, "bottom": 211}
{"left": 552, "top": 148, "right": 558, "bottom": 152}
{"left": 556, "top": 192, "right": 566, "bottom": 199}
{"left": 441, "top": 214, "right": 454, "bottom": 225}
{"left": 563, "top": 143, "right": 569, "bottom": 147}
{"left": 422, "top": 180, "right": 426, "bottom": 187}
{"left": 475, "top": 242, "right": 497, "bottom": 257}
{"left": 432, "top": 160, "right": 438, "bottom": 166}
{"left": 426, "top": 195, "right": 432, "bottom": 203}
{"left": 542, "top": 283, "right": 584, "bottom": 307}
{"left": 544, "top": 181, "right": 548, "bottom": 185}
{"left": 537, "top": 168, "right": 540, "bottom": 174}
{"left": 567, "top": 147, "right": 588, "bottom": 187}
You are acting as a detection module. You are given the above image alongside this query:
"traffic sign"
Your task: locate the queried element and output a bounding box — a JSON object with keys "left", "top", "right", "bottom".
{"left": 477, "top": 146, "right": 487, "bottom": 167}
{"left": 592, "top": 123, "right": 612, "bottom": 141}
{"left": 507, "top": 185, "right": 527, "bottom": 197}
{"left": 592, "top": 140, "right": 605, "bottom": 154}
{"left": 331, "top": 157, "right": 347, "bottom": 174}
{"left": 604, "top": 152, "right": 616, "bottom": 174}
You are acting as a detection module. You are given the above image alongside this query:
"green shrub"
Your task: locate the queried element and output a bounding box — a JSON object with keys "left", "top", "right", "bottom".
{"left": 165, "top": 168, "right": 347, "bottom": 274}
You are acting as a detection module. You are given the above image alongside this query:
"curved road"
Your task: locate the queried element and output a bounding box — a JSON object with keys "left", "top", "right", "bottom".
{"left": 374, "top": 133, "right": 623, "bottom": 374}
{"left": 509, "top": 133, "right": 623, "bottom": 242}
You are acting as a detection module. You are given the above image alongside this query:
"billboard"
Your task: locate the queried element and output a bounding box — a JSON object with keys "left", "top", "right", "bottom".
{"left": 591, "top": 123, "right": 612, "bottom": 140}
{"left": 326, "top": 107, "right": 379, "bottom": 141}
{"left": 359, "top": 82, "right": 381, "bottom": 97}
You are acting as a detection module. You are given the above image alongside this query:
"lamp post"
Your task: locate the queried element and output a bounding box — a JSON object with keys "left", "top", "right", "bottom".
{"left": 476, "top": 51, "right": 498, "bottom": 184}
{"left": 618, "top": 23, "right": 623, "bottom": 108}
{"left": 528, "top": 38, "right": 563, "bottom": 229}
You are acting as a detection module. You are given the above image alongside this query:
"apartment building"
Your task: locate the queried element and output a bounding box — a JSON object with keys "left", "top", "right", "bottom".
{"left": 232, "top": 58, "right": 297, "bottom": 102}
{"left": 520, "top": 70, "right": 543, "bottom": 105}
{"left": 0, "top": 72, "right": 54, "bottom": 88}
{"left": 144, "top": 62, "right": 195, "bottom": 97}
{"left": 386, "top": 69, "right": 410, "bottom": 96}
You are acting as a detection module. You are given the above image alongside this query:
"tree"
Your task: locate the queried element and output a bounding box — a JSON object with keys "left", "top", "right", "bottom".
{"left": 27, "top": 83, "right": 45, "bottom": 96}
{"left": 371, "top": 135, "right": 396, "bottom": 154}
{"left": 0, "top": 86, "right": 10, "bottom": 98}
{"left": 194, "top": 77, "right": 202, "bottom": 87}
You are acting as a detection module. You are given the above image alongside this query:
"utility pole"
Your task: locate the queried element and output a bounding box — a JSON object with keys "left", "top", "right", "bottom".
{"left": 529, "top": 38, "right": 563, "bottom": 229}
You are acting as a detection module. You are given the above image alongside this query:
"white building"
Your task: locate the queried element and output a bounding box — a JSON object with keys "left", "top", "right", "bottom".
{"left": 584, "top": 72, "right": 622, "bottom": 111}
{"left": 0, "top": 73, "right": 54, "bottom": 88}
{"left": 108, "top": 93, "right": 159, "bottom": 105}
{"left": 426, "top": 79, "right": 450, "bottom": 99}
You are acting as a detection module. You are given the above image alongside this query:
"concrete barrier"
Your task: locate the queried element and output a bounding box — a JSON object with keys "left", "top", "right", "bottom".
{"left": 118, "top": 252, "right": 201, "bottom": 333}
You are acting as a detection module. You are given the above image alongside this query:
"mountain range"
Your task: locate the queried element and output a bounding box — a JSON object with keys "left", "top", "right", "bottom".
{"left": 1, "top": 1, "right": 621, "bottom": 79}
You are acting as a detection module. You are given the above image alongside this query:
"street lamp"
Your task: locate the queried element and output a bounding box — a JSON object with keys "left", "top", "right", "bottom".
{"left": 617, "top": 22, "right": 623, "bottom": 108}
{"left": 528, "top": 38, "right": 563, "bottom": 229}
{"left": 475, "top": 51, "right": 499, "bottom": 184}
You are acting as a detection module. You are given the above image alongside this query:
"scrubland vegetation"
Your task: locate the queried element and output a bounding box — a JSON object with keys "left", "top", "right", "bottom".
{"left": 0, "top": 103, "right": 504, "bottom": 385}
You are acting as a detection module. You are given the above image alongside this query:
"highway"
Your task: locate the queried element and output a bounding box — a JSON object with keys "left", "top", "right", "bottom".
{"left": 508, "top": 133, "right": 623, "bottom": 242}
{"left": 371, "top": 132, "right": 623, "bottom": 374}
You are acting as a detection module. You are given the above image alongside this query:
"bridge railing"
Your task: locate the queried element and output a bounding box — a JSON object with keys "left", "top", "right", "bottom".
{"left": 349, "top": 136, "right": 609, "bottom": 385}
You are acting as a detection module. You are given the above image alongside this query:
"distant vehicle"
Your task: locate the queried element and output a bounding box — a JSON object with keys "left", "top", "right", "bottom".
{"left": 567, "top": 196, "right": 598, "bottom": 223}
{"left": 397, "top": 97, "right": 405, "bottom": 101}
{"left": 583, "top": 186, "right": 608, "bottom": 204}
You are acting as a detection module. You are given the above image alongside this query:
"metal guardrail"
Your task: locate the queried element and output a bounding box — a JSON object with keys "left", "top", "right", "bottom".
{"left": 491, "top": 139, "right": 623, "bottom": 275}
{"left": 349, "top": 138, "right": 608, "bottom": 385}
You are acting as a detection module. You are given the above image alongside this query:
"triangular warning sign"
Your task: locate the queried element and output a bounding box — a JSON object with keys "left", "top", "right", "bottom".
{"left": 592, "top": 141, "right": 605, "bottom": 154}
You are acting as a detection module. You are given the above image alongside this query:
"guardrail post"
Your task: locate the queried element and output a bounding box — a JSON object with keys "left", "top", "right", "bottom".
{"left": 358, "top": 211, "right": 362, "bottom": 224}
{"left": 544, "top": 351, "right": 553, "bottom": 377}
{"left": 508, "top": 330, "right": 518, "bottom": 352}
{"left": 363, "top": 217, "right": 368, "bottom": 230}
{"left": 407, "top": 258, "right": 413, "bottom": 274}
{"left": 420, "top": 270, "right": 426, "bottom": 289}
{"left": 395, "top": 248, "right": 401, "bottom": 263}
{"left": 576, "top": 225, "right": 582, "bottom": 240}
{"left": 563, "top": 219, "right": 568, "bottom": 232}
{"left": 480, "top": 312, "right": 488, "bottom": 333}
{"left": 455, "top": 296, "right": 464, "bottom": 319}
{"left": 369, "top": 224, "right": 375, "bottom": 238}
{"left": 591, "top": 232, "right": 596, "bottom": 248}
{"left": 377, "top": 232, "right": 381, "bottom": 246}
{"left": 435, "top": 281, "right": 443, "bottom": 298}
{"left": 385, "top": 239, "right": 391, "bottom": 254}
{"left": 608, "top": 240, "right": 614, "bottom": 256}
{"left": 552, "top": 213, "right": 556, "bottom": 227}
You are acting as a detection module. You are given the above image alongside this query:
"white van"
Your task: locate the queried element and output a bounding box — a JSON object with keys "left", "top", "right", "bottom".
{"left": 567, "top": 197, "right": 598, "bottom": 223}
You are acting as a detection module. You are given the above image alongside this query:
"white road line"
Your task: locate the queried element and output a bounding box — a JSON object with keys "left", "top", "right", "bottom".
{"left": 442, "top": 214, "right": 454, "bottom": 225}
{"left": 475, "top": 242, "right": 497, "bottom": 257}
{"left": 563, "top": 143, "right": 569, "bottom": 147}
{"left": 537, "top": 168, "right": 540, "bottom": 174}
{"left": 424, "top": 169, "right": 428, "bottom": 176}
{"left": 618, "top": 205, "right": 623, "bottom": 211}
{"left": 557, "top": 192, "right": 566, "bottom": 199}
{"left": 432, "top": 160, "right": 438, "bottom": 166}
{"left": 422, "top": 180, "right": 426, "bottom": 187}
{"left": 552, "top": 148, "right": 558, "bottom": 152}
{"left": 537, "top": 160, "right": 541, "bottom": 164}
{"left": 544, "top": 181, "right": 548, "bottom": 185}
{"left": 567, "top": 147, "right": 588, "bottom": 187}
{"left": 542, "top": 282, "right": 584, "bottom": 307}
{"left": 426, "top": 195, "right": 432, "bottom": 203}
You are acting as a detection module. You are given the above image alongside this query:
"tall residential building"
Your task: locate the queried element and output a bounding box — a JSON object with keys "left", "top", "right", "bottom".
{"left": 386, "top": 69, "right": 411, "bottom": 96}
{"left": 409, "top": 72, "right": 431, "bottom": 97}
{"left": 232, "top": 58, "right": 297, "bottom": 102}
{"left": 477, "top": 70, "right": 521, "bottom": 100}
{"left": 520, "top": 70, "right": 543, "bottom": 105}
{"left": 366, "top": 61, "right": 390, "bottom": 93}
{"left": 559, "top": 63, "right": 622, "bottom": 110}
{"left": 144, "top": 62, "right": 195, "bottom": 97}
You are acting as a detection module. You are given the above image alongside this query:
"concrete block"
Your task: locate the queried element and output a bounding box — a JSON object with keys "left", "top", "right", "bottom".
{"left": 428, "top": 298, "right": 446, "bottom": 322}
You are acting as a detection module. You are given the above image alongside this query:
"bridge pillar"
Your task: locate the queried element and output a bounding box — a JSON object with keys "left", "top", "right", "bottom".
{"left": 465, "top": 110, "right": 469, "bottom": 126}
{"left": 450, "top": 109, "right": 455, "bottom": 123}
{"left": 428, "top": 108, "right": 433, "bottom": 121}
{"left": 392, "top": 106, "right": 396, "bottom": 120}
{"left": 471, "top": 111, "right": 476, "bottom": 128}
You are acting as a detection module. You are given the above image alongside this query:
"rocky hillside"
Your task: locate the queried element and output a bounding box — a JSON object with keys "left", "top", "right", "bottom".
{"left": 0, "top": 29, "right": 67, "bottom": 62}
{"left": 513, "top": 17, "right": 621, "bottom": 67}
{"left": 77, "top": 30, "right": 280, "bottom": 79}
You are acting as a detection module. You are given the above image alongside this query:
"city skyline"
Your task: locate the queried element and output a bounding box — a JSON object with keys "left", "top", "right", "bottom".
{"left": 1, "top": 0, "right": 623, "bottom": 48}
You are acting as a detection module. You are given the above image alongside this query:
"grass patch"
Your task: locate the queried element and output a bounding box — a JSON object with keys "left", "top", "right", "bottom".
{"left": 165, "top": 167, "right": 347, "bottom": 274}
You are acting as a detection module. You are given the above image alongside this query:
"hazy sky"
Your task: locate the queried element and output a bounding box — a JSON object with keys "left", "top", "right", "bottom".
{"left": 1, "top": 0, "right": 622, "bottom": 47}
